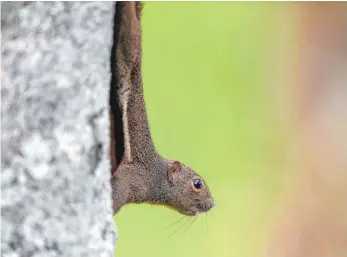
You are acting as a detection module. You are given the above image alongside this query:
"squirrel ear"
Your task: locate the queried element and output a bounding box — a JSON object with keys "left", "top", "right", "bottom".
{"left": 168, "top": 161, "right": 181, "bottom": 183}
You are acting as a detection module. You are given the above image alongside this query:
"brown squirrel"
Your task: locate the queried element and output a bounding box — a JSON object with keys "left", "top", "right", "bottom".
{"left": 110, "top": 1, "right": 215, "bottom": 216}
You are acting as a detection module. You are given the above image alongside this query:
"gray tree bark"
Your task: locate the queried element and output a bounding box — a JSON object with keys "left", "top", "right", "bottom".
{"left": 1, "top": 2, "right": 117, "bottom": 257}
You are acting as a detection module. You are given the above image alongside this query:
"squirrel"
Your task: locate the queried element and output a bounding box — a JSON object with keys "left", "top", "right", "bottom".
{"left": 109, "top": 1, "right": 215, "bottom": 216}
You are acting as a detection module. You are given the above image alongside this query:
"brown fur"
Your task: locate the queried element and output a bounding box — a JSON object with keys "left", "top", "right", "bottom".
{"left": 109, "top": 107, "right": 117, "bottom": 176}
{"left": 110, "top": 1, "right": 214, "bottom": 216}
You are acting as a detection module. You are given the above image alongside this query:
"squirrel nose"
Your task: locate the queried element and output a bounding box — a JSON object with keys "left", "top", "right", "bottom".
{"left": 197, "top": 198, "right": 215, "bottom": 212}
{"left": 209, "top": 198, "right": 215, "bottom": 209}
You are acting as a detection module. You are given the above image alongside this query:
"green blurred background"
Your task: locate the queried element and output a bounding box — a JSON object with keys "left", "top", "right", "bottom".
{"left": 115, "top": 2, "right": 293, "bottom": 257}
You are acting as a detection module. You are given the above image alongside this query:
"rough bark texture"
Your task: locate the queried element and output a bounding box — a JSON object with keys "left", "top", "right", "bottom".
{"left": 1, "top": 2, "right": 117, "bottom": 257}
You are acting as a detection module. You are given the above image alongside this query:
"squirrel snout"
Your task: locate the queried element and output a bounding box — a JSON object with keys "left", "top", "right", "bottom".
{"left": 197, "top": 199, "right": 215, "bottom": 212}
{"left": 210, "top": 199, "right": 216, "bottom": 209}
{"left": 208, "top": 199, "right": 216, "bottom": 210}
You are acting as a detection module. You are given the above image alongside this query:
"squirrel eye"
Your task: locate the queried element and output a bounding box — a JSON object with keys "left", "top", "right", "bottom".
{"left": 192, "top": 178, "right": 203, "bottom": 190}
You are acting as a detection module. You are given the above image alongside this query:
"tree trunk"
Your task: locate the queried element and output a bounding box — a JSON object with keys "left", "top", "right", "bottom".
{"left": 1, "top": 2, "right": 117, "bottom": 257}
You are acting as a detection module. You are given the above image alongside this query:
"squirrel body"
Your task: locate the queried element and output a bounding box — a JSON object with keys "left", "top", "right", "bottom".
{"left": 110, "top": 2, "right": 214, "bottom": 216}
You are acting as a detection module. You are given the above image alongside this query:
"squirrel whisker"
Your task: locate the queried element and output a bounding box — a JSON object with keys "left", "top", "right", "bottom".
{"left": 167, "top": 217, "right": 192, "bottom": 238}
{"left": 165, "top": 215, "right": 187, "bottom": 230}
{"left": 183, "top": 216, "right": 197, "bottom": 236}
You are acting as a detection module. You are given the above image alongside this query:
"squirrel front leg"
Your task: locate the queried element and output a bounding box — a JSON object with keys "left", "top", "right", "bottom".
{"left": 116, "top": 77, "right": 132, "bottom": 164}
{"left": 114, "top": 2, "right": 140, "bottom": 165}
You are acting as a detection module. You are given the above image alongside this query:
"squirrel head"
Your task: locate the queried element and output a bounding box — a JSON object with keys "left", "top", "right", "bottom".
{"left": 164, "top": 160, "right": 215, "bottom": 216}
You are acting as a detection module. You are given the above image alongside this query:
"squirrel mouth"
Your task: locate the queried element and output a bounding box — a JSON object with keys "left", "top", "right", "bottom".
{"left": 186, "top": 210, "right": 197, "bottom": 216}
{"left": 178, "top": 209, "right": 197, "bottom": 216}
{"left": 179, "top": 201, "right": 215, "bottom": 216}
{"left": 186, "top": 209, "right": 210, "bottom": 216}
{"left": 184, "top": 206, "right": 213, "bottom": 216}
